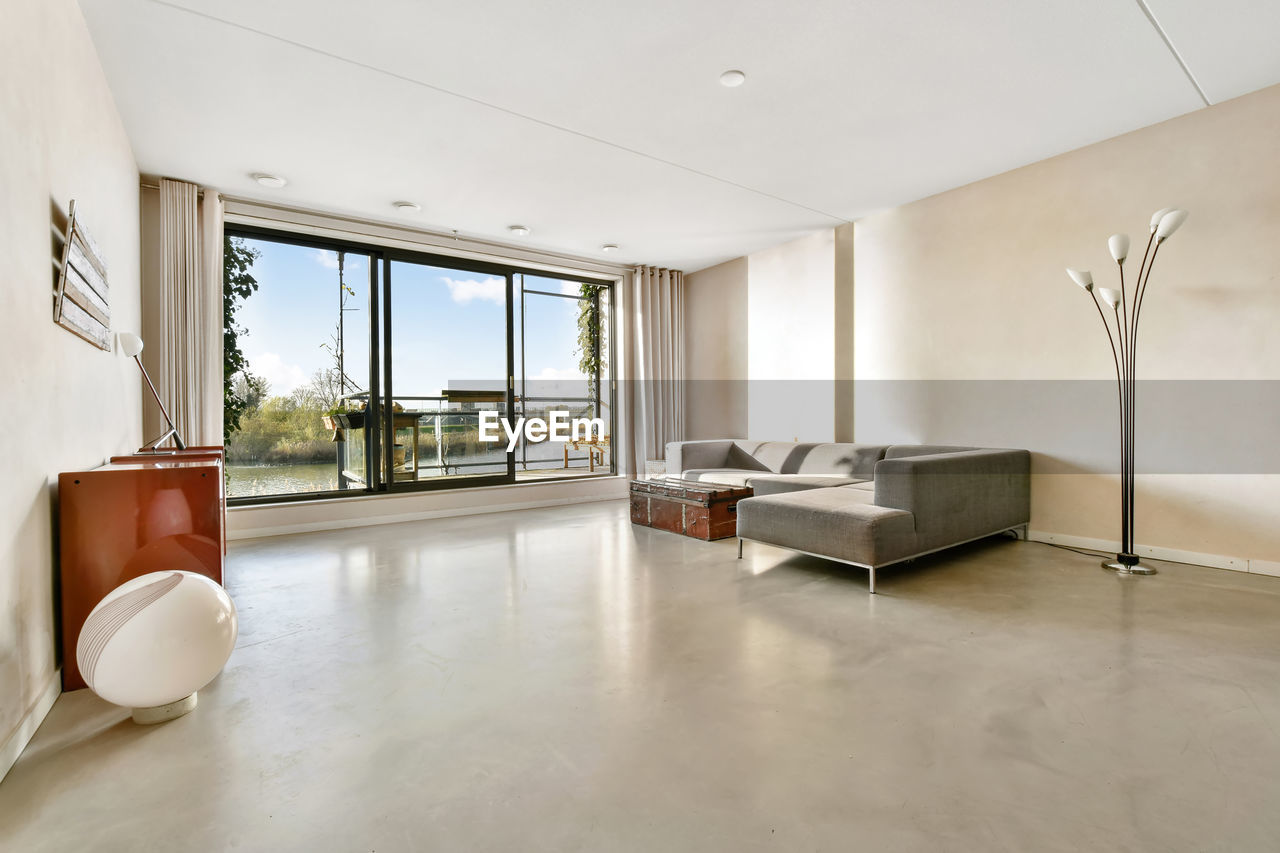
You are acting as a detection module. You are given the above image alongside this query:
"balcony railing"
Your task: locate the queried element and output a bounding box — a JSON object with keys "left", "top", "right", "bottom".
{"left": 330, "top": 391, "right": 610, "bottom": 487}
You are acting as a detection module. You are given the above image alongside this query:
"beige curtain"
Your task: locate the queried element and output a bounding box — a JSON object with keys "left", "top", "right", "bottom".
{"left": 155, "top": 178, "right": 223, "bottom": 447}
{"left": 625, "top": 265, "right": 685, "bottom": 475}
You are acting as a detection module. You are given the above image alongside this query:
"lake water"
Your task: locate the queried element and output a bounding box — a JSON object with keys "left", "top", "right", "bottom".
{"left": 227, "top": 462, "right": 339, "bottom": 498}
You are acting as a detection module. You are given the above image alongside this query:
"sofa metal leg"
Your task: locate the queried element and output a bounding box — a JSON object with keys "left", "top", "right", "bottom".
{"left": 1005, "top": 524, "right": 1029, "bottom": 541}
{"left": 869, "top": 567, "right": 876, "bottom": 595}
{"left": 737, "top": 538, "right": 743, "bottom": 559}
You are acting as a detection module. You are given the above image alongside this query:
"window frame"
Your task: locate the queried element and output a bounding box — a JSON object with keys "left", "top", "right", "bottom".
{"left": 224, "top": 223, "right": 617, "bottom": 507}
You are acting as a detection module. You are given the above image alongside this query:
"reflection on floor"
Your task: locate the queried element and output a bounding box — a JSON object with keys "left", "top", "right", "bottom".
{"left": 3, "top": 500, "right": 1280, "bottom": 851}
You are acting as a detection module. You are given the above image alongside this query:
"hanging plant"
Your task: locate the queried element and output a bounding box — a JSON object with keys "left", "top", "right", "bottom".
{"left": 575, "top": 284, "right": 606, "bottom": 404}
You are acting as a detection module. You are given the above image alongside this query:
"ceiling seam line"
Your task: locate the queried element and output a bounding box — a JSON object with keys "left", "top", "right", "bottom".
{"left": 1131, "top": 0, "right": 1211, "bottom": 107}
{"left": 146, "top": 0, "right": 849, "bottom": 224}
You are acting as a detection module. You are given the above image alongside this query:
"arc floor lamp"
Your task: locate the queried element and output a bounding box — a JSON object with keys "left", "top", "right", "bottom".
{"left": 118, "top": 332, "right": 185, "bottom": 451}
{"left": 1066, "top": 206, "right": 1188, "bottom": 576}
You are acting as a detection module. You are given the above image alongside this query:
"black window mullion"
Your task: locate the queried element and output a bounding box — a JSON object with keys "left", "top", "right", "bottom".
{"left": 519, "top": 274, "right": 527, "bottom": 473}
{"left": 381, "top": 257, "right": 394, "bottom": 491}
{"left": 506, "top": 272, "right": 516, "bottom": 482}
{"left": 367, "top": 251, "right": 382, "bottom": 492}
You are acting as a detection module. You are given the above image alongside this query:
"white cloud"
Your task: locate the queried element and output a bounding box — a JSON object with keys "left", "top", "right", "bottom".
{"left": 313, "top": 249, "right": 340, "bottom": 269}
{"left": 560, "top": 281, "right": 582, "bottom": 296}
{"left": 534, "top": 366, "right": 586, "bottom": 380}
{"left": 524, "top": 367, "right": 590, "bottom": 400}
{"left": 445, "top": 277, "right": 505, "bottom": 305}
{"left": 249, "top": 352, "right": 308, "bottom": 396}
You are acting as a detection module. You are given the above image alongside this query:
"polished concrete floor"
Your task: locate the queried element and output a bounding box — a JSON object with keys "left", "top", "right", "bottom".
{"left": 3, "top": 500, "right": 1280, "bottom": 851}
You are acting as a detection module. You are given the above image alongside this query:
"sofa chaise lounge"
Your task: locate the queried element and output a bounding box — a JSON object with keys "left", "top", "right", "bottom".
{"left": 664, "top": 440, "right": 1031, "bottom": 593}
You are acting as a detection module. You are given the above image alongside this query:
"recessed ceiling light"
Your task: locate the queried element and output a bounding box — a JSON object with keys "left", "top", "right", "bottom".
{"left": 393, "top": 201, "right": 421, "bottom": 212}
{"left": 253, "top": 173, "right": 287, "bottom": 188}
{"left": 601, "top": 244, "right": 619, "bottom": 253}
{"left": 508, "top": 225, "right": 530, "bottom": 236}
{"left": 719, "top": 69, "right": 746, "bottom": 88}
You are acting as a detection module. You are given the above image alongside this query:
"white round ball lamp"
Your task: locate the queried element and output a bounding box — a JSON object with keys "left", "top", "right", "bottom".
{"left": 77, "top": 571, "right": 238, "bottom": 724}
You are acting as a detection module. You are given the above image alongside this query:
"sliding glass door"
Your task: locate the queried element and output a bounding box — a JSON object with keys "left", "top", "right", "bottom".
{"left": 385, "top": 256, "right": 513, "bottom": 488}
{"left": 514, "top": 275, "right": 613, "bottom": 479}
{"left": 224, "top": 224, "right": 615, "bottom": 504}
{"left": 221, "top": 232, "right": 377, "bottom": 500}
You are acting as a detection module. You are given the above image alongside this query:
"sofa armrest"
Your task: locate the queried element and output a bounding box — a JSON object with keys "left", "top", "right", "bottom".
{"left": 873, "top": 449, "right": 1030, "bottom": 549}
{"left": 665, "top": 440, "right": 734, "bottom": 475}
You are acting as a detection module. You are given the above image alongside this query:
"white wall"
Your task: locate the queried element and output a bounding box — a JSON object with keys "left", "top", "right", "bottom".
{"left": 747, "top": 230, "right": 836, "bottom": 440}
{"left": 0, "top": 0, "right": 141, "bottom": 778}
{"left": 683, "top": 227, "right": 853, "bottom": 443}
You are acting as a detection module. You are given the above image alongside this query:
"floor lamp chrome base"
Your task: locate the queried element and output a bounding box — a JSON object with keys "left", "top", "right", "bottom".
{"left": 1102, "top": 555, "right": 1157, "bottom": 575}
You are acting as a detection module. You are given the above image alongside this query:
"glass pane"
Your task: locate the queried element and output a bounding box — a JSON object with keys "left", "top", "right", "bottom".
{"left": 223, "top": 236, "right": 372, "bottom": 498}
{"left": 388, "top": 260, "right": 509, "bottom": 483}
{"left": 516, "top": 275, "right": 612, "bottom": 479}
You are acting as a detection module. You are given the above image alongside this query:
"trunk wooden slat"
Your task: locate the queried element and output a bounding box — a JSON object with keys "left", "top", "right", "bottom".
{"left": 629, "top": 478, "right": 752, "bottom": 540}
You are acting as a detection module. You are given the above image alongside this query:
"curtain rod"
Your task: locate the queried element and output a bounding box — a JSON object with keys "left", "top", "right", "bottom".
{"left": 139, "top": 181, "right": 634, "bottom": 276}
{"left": 221, "top": 195, "right": 633, "bottom": 277}
{"left": 139, "top": 179, "right": 204, "bottom": 196}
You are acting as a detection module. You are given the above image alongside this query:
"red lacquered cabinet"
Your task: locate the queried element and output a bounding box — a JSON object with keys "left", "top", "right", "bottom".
{"left": 58, "top": 447, "right": 226, "bottom": 691}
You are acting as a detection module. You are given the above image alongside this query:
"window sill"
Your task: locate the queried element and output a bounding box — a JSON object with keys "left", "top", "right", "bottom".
{"left": 225, "top": 474, "right": 628, "bottom": 540}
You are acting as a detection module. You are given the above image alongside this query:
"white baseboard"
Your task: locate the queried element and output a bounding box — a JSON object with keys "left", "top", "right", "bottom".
{"left": 0, "top": 669, "right": 60, "bottom": 784}
{"left": 1026, "top": 529, "right": 1269, "bottom": 574}
{"left": 1249, "top": 559, "right": 1280, "bottom": 578}
{"left": 228, "top": 492, "right": 625, "bottom": 541}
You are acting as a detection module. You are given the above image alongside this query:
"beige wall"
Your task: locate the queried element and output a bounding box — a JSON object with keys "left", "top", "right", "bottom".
{"left": 833, "top": 223, "right": 856, "bottom": 441}
{"left": 854, "top": 83, "right": 1280, "bottom": 564}
{"left": 684, "top": 257, "right": 748, "bottom": 439}
{"left": 139, "top": 186, "right": 164, "bottom": 441}
{"left": 0, "top": 0, "right": 141, "bottom": 775}
{"left": 682, "top": 84, "right": 1279, "bottom": 565}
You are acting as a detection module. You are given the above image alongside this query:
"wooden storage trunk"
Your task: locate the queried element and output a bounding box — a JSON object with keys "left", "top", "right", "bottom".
{"left": 629, "top": 478, "right": 753, "bottom": 540}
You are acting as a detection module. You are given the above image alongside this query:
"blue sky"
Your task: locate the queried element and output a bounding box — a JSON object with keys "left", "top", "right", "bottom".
{"left": 234, "top": 237, "right": 598, "bottom": 404}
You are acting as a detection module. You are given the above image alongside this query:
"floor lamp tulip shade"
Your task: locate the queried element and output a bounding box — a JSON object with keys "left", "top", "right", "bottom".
{"left": 1066, "top": 207, "right": 1189, "bottom": 576}
{"left": 76, "top": 571, "right": 237, "bottom": 723}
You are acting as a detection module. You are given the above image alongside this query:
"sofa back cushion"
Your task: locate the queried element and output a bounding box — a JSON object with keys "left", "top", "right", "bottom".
{"left": 738, "top": 442, "right": 889, "bottom": 478}
{"left": 791, "top": 443, "right": 889, "bottom": 479}
{"left": 725, "top": 442, "right": 774, "bottom": 472}
{"left": 735, "top": 441, "right": 794, "bottom": 473}
{"left": 884, "top": 445, "right": 976, "bottom": 460}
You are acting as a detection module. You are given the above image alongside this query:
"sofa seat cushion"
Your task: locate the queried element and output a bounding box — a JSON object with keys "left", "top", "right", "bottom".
{"left": 748, "top": 475, "right": 866, "bottom": 496}
{"left": 736, "top": 488, "right": 918, "bottom": 568}
{"left": 681, "top": 468, "right": 771, "bottom": 487}
{"left": 843, "top": 481, "right": 875, "bottom": 492}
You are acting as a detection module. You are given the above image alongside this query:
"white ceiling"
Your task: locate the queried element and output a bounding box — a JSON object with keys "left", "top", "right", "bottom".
{"left": 78, "top": 0, "right": 1280, "bottom": 272}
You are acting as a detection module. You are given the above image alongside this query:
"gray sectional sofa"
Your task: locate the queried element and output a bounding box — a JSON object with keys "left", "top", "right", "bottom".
{"left": 665, "top": 440, "right": 1030, "bottom": 593}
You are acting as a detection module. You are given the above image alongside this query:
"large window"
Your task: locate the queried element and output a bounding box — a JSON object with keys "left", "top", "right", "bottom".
{"left": 223, "top": 228, "right": 615, "bottom": 502}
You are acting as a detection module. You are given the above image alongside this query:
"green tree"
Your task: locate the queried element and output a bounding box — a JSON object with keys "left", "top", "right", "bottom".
{"left": 575, "top": 284, "right": 606, "bottom": 404}
{"left": 232, "top": 373, "right": 269, "bottom": 411}
{"left": 224, "top": 236, "right": 261, "bottom": 443}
